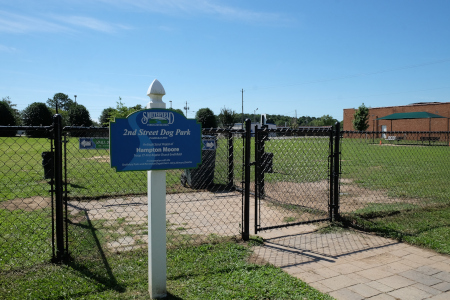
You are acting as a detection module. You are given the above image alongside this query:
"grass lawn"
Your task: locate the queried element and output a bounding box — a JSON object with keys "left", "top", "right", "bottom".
{"left": 341, "top": 204, "right": 450, "bottom": 255}
{"left": 341, "top": 138, "right": 450, "bottom": 203}
{"left": 0, "top": 238, "right": 334, "bottom": 300}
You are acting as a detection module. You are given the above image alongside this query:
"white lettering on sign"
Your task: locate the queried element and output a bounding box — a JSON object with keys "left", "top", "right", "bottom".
{"left": 176, "top": 129, "right": 191, "bottom": 135}
{"left": 123, "top": 128, "right": 191, "bottom": 137}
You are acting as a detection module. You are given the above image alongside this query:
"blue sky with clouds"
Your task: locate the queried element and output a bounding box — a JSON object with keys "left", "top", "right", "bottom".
{"left": 1, "top": 0, "right": 450, "bottom": 122}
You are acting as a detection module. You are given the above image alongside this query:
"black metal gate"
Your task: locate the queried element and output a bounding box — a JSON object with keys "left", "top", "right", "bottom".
{"left": 244, "top": 121, "right": 341, "bottom": 234}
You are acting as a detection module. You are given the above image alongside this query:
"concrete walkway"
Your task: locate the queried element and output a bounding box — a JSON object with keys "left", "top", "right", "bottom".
{"left": 253, "top": 225, "right": 450, "bottom": 300}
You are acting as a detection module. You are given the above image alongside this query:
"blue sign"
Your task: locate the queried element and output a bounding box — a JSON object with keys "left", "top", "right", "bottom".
{"left": 79, "top": 138, "right": 109, "bottom": 150}
{"left": 110, "top": 109, "right": 202, "bottom": 172}
{"left": 202, "top": 138, "right": 216, "bottom": 150}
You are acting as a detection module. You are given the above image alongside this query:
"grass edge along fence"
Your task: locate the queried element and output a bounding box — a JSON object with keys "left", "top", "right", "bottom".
{"left": 338, "top": 130, "right": 450, "bottom": 254}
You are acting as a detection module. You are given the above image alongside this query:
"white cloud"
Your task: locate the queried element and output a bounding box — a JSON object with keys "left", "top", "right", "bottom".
{"left": 0, "top": 44, "right": 17, "bottom": 53}
{"left": 97, "top": 0, "right": 290, "bottom": 25}
{"left": 0, "top": 10, "right": 70, "bottom": 33}
{"left": 52, "top": 15, "right": 132, "bottom": 33}
{"left": 0, "top": 10, "right": 131, "bottom": 34}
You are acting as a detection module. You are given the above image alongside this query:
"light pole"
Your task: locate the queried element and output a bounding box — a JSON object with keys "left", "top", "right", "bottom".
{"left": 184, "top": 101, "right": 189, "bottom": 117}
{"left": 74, "top": 95, "right": 77, "bottom": 104}
{"left": 169, "top": 101, "right": 172, "bottom": 109}
{"left": 254, "top": 108, "right": 258, "bottom": 123}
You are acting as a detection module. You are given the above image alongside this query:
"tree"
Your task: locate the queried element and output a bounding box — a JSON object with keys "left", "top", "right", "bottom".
{"left": 218, "top": 107, "right": 236, "bottom": 128}
{"left": 297, "top": 116, "right": 317, "bottom": 126}
{"left": 22, "top": 102, "right": 53, "bottom": 137}
{"left": 1, "top": 96, "right": 21, "bottom": 125}
{"left": 68, "top": 104, "right": 92, "bottom": 126}
{"left": 108, "top": 97, "right": 143, "bottom": 121}
{"left": 352, "top": 103, "right": 369, "bottom": 131}
{"left": 99, "top": 107, "right": 115, "bottom": 126}
{"left": 46, "top": 93, "right": 75, "bottom": 111}
{"left": 0, "top": 99, "right": 17, "bottom": 126}
{"left": 169, "top": 108, "right": 184, "bottom": 117}
{"left": 309, "top": 115, "right": 339, "bottom": 127}
{"left": 195, "top": 108, "right": 217, "bottom": 128}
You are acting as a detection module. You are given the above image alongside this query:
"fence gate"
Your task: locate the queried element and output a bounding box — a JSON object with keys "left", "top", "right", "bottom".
{"left": 252, "top": 123, "right": 340, "bottom": 233}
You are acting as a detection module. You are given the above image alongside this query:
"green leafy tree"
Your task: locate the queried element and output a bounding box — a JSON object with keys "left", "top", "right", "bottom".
{"left": 68, "top": 104, "right": 92, "bottom": 126}
{"left": 169, "top": 108, "right": 184, "bottom": 116}
{"left": 108, "top": 97, "right": 143, "bottom": 121}
{"left": 297, "top": 116, "right": 317, "bottom": 126}
{"left": 195, "top": 108, "right": 217, "bottom": 128}
{"left": 352, "top": 103, "right": 370, "bottom": 131}
{"left": 218, "top": 107, "right": 237, "bottom": 128}
{"left": 309, "top": 114, "right": 338, "bottom": 126}
{"left": 0, "top": 99, "right": 17, "bottom": 126}
{"left": 1, "top": 96, "right": 21, "bottom": 125}
{"left": 22, "top": 102, "right": 53, "bottom": 137}
{"left": 99, "top": 107, "right": 115, "bottom": 126}
{"left": 46, "top": 93, "right": 75, "bottom": 111}
{"left": 0, "top": 100, "right": 17, "bottom": 137}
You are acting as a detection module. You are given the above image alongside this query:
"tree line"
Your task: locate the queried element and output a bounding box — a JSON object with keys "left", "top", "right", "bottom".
{"left": 2, "top": 94, "right": 352, "bottom": 133}
{"left": 1, "top": 93, "right": 93, "bottom": 128}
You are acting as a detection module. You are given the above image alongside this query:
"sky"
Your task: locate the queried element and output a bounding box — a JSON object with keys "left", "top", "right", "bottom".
{"left": 1, "top": 0, "right": 450, "bottom": 123}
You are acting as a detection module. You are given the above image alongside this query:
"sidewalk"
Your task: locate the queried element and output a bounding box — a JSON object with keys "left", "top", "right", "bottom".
{"left": 253, "top": 225, "right": 450, "bottom": 300}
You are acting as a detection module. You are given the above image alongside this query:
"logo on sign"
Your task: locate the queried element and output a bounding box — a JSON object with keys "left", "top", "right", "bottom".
{"left": 141, "top": 111, "right": 174, "bottom": 125}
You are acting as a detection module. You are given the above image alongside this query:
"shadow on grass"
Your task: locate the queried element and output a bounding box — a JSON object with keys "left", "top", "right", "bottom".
{"left": 340, "top": 203, "right": 450, "bottom": 245}
{"left": 67, "top": 210, "right": 126, "bottom": 293}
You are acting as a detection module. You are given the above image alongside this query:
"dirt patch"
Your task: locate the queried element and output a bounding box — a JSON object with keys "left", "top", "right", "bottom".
{"left": 0, "top": 196, "right": 52, "bottom": 211}
{"left": 255, "top": 179, "right": 417, "bottom": 214}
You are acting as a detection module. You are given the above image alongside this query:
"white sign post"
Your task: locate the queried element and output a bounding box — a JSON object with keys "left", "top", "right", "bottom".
{"left": 146, "top": 79, "right": 167, "bottom": 298}
{"left": 109, "top": 79, "right": 201, "bottom": 298}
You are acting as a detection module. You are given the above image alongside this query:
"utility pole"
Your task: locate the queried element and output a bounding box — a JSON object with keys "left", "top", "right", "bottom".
{"left": 241, "top": 89, "right": 244, "bottom": 129}
{"left": 184, "top": 101, "right": 189, "bottom": 117}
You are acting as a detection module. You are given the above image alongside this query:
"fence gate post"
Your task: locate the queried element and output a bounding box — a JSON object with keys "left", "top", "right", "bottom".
{"left": 242, "top": 119, "right": 251, "bottom": 241}
{"left": 329, "top": 128, "right": 334, "bottom": 221}
{"left": 228, "top": 131, "right": 234, "bottom": 188}
{"left": 333, "top": 122, "right": 341, "bottom": 221}
{"left": 53, "top": 114, "right": 65, "bottom": 263}
{"left": 254, "top": 124, "right": 259, "bottom": 234}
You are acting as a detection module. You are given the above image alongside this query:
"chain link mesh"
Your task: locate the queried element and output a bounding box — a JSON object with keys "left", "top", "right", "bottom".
{"left": 2, "top": 125, "right": 449, "bottom": 272}
{"left": 255, "top": 128, "right": 333, "bottom": 231}
{"left": 0, "top": 127, "right": 54, "bottom": 271}
{"left": 340, "top": 131, "right": 450, "bottom": 221}
{"left": 63, "top": 128, "right": 245, "bottom": 267}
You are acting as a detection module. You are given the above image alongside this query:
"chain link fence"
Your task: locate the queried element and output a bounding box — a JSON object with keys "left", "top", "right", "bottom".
{"left": 61, "top": 127, "right": 246, "bottom": 268}
{"left": 2, "top": 123, "right": 450, "bottom": 273}
{"left": 0, "top": 126, "right": 55, "bottom": 271}
{"left": 254, "top": 127, "right": 333, "bottom": 232}
{"left": 339, "top": 131, "right": 450, "bottom": 226}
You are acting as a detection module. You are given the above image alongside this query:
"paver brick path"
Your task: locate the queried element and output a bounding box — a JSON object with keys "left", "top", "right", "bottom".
{"left": 254, "top": 226, "right": 450, "bottom": 299}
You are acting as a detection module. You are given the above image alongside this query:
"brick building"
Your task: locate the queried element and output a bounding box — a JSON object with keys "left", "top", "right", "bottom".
{"left": 343, "top": 102, "right": 450, "bottom": 132}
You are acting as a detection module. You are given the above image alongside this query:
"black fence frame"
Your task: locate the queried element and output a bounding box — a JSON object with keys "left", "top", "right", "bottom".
{"left": 3, "top": 116, "right": 450, "bottom": 267}
{"left": 246, "top": 121, "right": 341, "bottom": 234}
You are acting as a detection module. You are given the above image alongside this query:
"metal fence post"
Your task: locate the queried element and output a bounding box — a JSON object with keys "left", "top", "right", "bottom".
{"left": 333, "top": 122, "right": 341, "bottom": 221}
{"left": 53, "top": 114, "right": 65, "bottom": 262}
{"left": 242, "top": 119, "right": 251, "bottom": 241}
{"left": 228, "top": 131, "right": 234, "bottom": 189}
{"left": 254, "top": 124, "right": 259, "bottom": 234}
{"left": 329, "top": 128, "right": 334, "bottom": 221}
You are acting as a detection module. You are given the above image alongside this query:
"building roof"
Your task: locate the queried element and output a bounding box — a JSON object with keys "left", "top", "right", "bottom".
{"left": 376, "top": 112, "right": 446, "bottom": 120}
